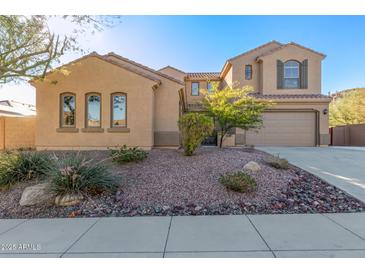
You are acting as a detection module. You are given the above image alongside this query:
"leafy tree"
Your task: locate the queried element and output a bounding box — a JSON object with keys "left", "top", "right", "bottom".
{"left": 178, "top": 113, "right": 214, "bottom": 156}
{"left": 201, "top": 83, "right": 271, "bottom": 148}
{"left": 0, "top": 15, "right": 120, "bottom": 84}
{"left": 329, "top": 89, "right": 365, "bottom": 127}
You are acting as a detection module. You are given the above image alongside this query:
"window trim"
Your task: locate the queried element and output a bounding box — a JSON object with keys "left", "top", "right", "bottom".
{"left": 110, "top": 92, "right": 127, "bottom": 128}
{"left": 59, "top": 92, "right": 76, "bottom": 128}
{"left": 191, "top": 82, "right": 200, "bottom": 96}
{"left": 245, "top": 64, "right": 252, "bottom": 80}
{"left": 85, "top": 92, "right": 102, "bottom": 128}
{"left": 283, "top": 60, "right": 300, "bottom": 89}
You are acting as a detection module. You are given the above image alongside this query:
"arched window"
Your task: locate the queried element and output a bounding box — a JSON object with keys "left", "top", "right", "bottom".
{"left": 60, "top": 93, "right": 76, "bottom": 127}
{"left": 85, "top": 93, "right": 101, "bottom": 128}
{"left": 111, "top": 93, "right": 127, "bottom": 128}
{"left": 283, "top": 60, "right": 300, "bottom": 88}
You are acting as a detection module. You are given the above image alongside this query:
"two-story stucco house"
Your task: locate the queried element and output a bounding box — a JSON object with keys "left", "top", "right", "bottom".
{"left": 31, "top": 41, "right": 331, "bottom": 150}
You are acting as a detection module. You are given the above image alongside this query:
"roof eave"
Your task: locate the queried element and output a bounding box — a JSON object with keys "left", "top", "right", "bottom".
{"left": 158, "top": 65, "right": 186, "bottom": 74}
{"left": 226, "top": 40, "right": 283, "bottom": 62}
{"left": 256, "top": 42, "right": 326, "bottom": 61}
{"left": 29, "top": 52, "right": 162, "bottom": 87}
{"left": 106, "top": 52, "right": 184, "bottom": 86}
{"left": 219, "top": 61, "right": 232, "bottom": 79}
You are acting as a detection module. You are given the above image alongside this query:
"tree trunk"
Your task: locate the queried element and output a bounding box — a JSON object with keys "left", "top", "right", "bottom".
{"left": 243, "top": 129, "right": 247, "bottom": 145}
{"left": 219, "top": 129, "right": 225, "bottom": 148}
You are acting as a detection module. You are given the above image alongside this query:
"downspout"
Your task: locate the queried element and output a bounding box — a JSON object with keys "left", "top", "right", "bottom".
{"left": 316, "top": 110, "right": 320, "bottom": 146}
{"left": 2, "top": 118, "right": 5, "bottom": 150}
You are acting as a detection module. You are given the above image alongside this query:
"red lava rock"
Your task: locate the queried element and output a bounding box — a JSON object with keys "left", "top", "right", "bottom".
{"left": 276, "top": 202, "right": 286, "bottom": 209}
{"left": 68, "top": 210, "right": 81, "bottom": 218}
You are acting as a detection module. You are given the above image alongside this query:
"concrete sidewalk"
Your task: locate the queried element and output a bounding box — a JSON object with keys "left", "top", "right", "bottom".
{"left": 0, "top": 213, "right": 365, "bottom": 258}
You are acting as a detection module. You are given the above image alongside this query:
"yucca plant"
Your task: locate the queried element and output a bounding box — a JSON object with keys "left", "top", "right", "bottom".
{"left": 48, "top": 153, "right": 118, "bottom": 195}
{"left": 16, "top": 151, "right": 53, "bottom": 179}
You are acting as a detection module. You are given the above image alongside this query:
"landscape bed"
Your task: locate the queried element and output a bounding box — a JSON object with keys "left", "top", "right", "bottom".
{"left": 0, "top": 147, "right": 364, "bottom": 218}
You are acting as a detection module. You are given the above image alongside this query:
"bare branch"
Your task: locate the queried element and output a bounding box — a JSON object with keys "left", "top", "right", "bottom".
{"left": 0, "top": 15, "right": 121, "bottom": 84}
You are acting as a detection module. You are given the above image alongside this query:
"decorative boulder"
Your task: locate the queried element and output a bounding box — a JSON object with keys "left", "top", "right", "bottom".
{"left": 19, "top": 183, "right": 54, "bottom": 206}
{"left": 55, "top": 193, "right": 84, "bottom": 206}
{"left": 243, "top": 161, "right": 261, "bottom": 172}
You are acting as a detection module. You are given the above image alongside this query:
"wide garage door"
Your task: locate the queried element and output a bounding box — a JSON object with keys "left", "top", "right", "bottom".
{"left": 246, "top": 111, "right": 316, "bottom": 146}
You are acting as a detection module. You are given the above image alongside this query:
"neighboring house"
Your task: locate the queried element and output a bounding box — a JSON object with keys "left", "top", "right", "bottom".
{"left": 30, "top": 40, "right": 331, "bottom": 150}
{"left": 0, "top": 100, "right": 36, "bottom": 117}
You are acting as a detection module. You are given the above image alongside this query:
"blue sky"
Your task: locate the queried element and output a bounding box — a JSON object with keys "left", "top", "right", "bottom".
{"left": 1, "top": 16, "right": 365, "bottom": 104}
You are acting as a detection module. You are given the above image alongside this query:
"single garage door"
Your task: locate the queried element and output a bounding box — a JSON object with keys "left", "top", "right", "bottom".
{"left": 246, "top": 111, "right": 316, "bottom": 146}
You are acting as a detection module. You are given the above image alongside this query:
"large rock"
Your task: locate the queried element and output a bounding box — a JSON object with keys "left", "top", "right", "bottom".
{"left": 19, "top": 183, "right": 54, "bottom": 206}
{"left": 243, "top": 161, "right": 261, "bottom": 172}
{"left": 55, "top": 193, "right": 84, "bottom": 206}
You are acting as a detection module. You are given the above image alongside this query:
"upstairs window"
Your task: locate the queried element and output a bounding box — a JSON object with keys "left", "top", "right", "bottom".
{"left": 207, "top": 82, "right": 213, "bottom": 93}
{"left": 86, "top": 93, "right": 101, "bottom": 128}
{"left": 60, "top": 93, "right": 76, "bottom": 127}
{"left": 245, "top": 65, "right": 252, "bottom": 80}
{"left": 111, "top": 93, "right": 127, "bottom": 127}
{"left": 283, "top": 60, "right": 300, "bottom": 88}
{"left": 191, "top": 82, "right": 199, "bottom": 96}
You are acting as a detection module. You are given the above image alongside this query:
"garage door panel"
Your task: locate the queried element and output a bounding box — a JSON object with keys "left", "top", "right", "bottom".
{"left": 246, "top": 112, "right": 316, "bottom": 146}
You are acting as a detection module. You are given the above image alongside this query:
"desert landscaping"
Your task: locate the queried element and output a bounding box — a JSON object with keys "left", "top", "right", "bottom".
{"left": 0, "top": 147, "right": 364, "bottom": 219}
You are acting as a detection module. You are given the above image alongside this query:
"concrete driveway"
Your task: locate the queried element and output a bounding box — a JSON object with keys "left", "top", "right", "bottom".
{"left": 259, "top": 146, "right": 365, "bottom": 203}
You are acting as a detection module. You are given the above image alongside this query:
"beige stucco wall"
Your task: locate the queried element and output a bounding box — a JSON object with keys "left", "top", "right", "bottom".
{"left": 228, "top": 42, "right": 282, "bottom": 90}
{"left": 158, "top": 67, "right": 186, "bottom": 82}
{"left": 221, "top": 65, "right": 233, "bottom": 88}
{"left": 106, "top": 56, "right": 183, "bottom": 146}
{"left": 0, "top": 116, "right": 36, "bottom": 150}
{"left": 33, "top": 56, "right": 158, "bottom": 150}
{"left": 185, "top": 80, "right": 209, "bottom": 104}
{"left": 259, "top": 44, "right": 323, "bottom": 94}
{"left": 153, "top": 77, "right": 182, "bottom": 146}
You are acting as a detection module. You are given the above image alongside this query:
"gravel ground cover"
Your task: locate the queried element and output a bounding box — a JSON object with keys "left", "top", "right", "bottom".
{"left": 0, "top": 147, "right": 364, "bottom": 218}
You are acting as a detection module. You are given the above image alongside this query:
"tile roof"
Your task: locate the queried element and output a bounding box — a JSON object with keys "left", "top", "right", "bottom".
{"left": 105, "top": 53, "right": 184, "bottom": 85}
{"left": 30, "top": 52, "right": 162, "bottom": 85}
{"left": 256, "top": 42, "right": 326, "bottom": 60}
{"left": 185, "top": 72, "right": 221, "bottom": 80}
{"left": 227, "top": 40, "right": 282, "bottom": 62}
{"left": 158, "top": 65, "right": 186, "bottom": 74}
{"left": 250, "top": 93, "right": 332, "bottom": 100}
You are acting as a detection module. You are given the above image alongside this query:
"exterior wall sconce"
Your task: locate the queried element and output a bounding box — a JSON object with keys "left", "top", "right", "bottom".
{"left": 323, "top": 108, "right": 328, "bottom": 115}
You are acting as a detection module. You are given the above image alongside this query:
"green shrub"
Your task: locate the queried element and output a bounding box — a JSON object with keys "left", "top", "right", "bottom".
{"left": 264, "top": 154, "right": 289, "bottom": 169}
{"left": 0, "top": 151, "right": 51, "bottom": 189}
{"left": 110, "top": 145, "right": 148, "bottom": 163}
{"left": 16, "top": 151, "right": 53, "bottom": 179}
{"left": 48, "top": 154, "right": 118, "bottom": 196}
{"left": 219, "top": 171, "right": 257, "bottom": 193}
{"left": 178, "top": 113, "right": 214, "bottom": 156}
